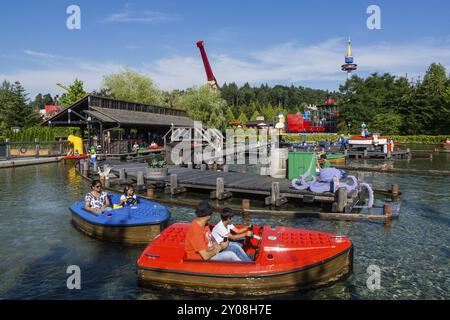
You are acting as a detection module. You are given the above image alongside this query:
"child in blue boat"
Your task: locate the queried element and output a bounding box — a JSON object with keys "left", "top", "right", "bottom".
{"left": 85, "top": 180, "right": 112, "bottom": 215}
{"left": 120, "top": 184, "right": 139, "bottom": 207}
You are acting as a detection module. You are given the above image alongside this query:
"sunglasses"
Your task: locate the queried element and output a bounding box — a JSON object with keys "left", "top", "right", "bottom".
{"left": 94, "top": 185, "right": 102, "bottom": 188}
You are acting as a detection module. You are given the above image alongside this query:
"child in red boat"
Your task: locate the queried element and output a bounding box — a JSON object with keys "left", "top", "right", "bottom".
{"left": 211, "top": 208, "right": 252, "bottom": 261}
{"left": 185, "top": 201, "right": 244, "bottom": 261}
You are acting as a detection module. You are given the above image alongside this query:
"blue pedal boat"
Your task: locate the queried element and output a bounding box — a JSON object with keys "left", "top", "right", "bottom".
{"left": 69, "top": 194, "right": 171, "bottom": 244}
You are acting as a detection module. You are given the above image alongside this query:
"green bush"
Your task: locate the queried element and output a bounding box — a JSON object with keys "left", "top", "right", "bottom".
{"left": 282, "top": 134, "right": 448, "bottom": 144}
{"left": 1, "top": 126, "right": 81, "bottom": 142}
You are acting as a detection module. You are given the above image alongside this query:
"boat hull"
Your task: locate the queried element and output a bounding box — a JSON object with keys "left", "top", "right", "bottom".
{"left": 69, "top": 194, "right": 170, "bottom": 244}
{"left": 71, "top": 212, "right": 168, "bottom": 244}
{"left": 326, "top": 153, "right": 346, "bottom": 164}
{"left": 137, "top": 246, "right": 352, "bottom": 295}
{"left": 137, "top": 223, "right": 353, "bottom": 295}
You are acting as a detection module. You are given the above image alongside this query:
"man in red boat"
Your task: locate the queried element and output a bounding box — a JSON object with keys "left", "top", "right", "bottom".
{"left": 184, "top": 201, "right": 242, "bottom": 261}
{"left": 211, "top": 208, "right": 252, "bottom": 261}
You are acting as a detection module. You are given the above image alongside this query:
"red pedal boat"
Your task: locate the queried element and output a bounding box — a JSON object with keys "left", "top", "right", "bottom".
{"left": 137, "top": 223, "right": 353, "bottom": 295}
{"left": 64, "top": 154, "right": 89, "bottom": 159}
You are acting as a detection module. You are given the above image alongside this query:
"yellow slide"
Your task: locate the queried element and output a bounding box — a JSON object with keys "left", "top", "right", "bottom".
{"left": 67, "top": 135, "right": 84, "bottom": 155}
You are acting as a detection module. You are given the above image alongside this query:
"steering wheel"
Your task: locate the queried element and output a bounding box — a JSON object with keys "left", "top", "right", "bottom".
{"left": 243, "top": 224, "right": 261, "bottom": 250}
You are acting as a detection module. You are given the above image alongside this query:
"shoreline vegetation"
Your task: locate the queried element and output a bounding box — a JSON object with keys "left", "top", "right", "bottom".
{"left": 1, "top": 63, "right": 449, "bottom": 141}
{"left": 1, "top": 125, "right": 447, "bottom": 145}
{"left": 282, "top": 134, "right": 449, "bottom": 144}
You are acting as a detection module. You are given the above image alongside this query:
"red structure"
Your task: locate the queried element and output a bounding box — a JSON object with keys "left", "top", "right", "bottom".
{"left": 285, "top": 99, "right": 338, "bottom": 133}
{"left": 44, "top": 105, "right": 63, "bottom": 119}
{"left": 196, "top": 40, "right": 218, "bottom": 88}
{"left": 286, "top": 114, "right": 326, "bottom": 133}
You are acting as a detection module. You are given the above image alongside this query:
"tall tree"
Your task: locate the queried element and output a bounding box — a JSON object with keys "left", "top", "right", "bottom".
{"left": 59, "top": 79, "right": 88, "bottom": 107}
{"left": 102, "top": 68, "right": 164, "bottom": 105}
{"left": 179, "top": 85, "right": 227, "bottom": 130}
{"left": 0, "top": 81, "right": 40, "bottom": 130}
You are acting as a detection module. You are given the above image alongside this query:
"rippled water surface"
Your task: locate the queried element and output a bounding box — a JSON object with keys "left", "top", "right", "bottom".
{"left": 0, "top": 144, "right": 449, "bottom": 299}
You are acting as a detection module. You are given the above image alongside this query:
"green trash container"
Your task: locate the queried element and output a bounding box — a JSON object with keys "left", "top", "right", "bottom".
{"left": 287, "top": 152, "right": 317, "bottom": 180}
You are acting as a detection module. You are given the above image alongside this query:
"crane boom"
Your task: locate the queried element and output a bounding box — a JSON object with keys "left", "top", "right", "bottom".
{"left": 56, "top": 83, "right": 70, "bottom": 92}
{"left": 196, "top": 40, "right": 219, "bottom": 88}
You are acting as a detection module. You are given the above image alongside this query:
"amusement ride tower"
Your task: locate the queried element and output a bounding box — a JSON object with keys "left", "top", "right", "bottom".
{"left": 196, "top": 40, "right": 219, "bottom": 89}
{"left": 341, "top": 37, "right": 358, "bottom": 80}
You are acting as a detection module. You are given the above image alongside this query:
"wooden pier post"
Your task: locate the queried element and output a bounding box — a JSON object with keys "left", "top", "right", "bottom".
{"left": 242, "top": 199, "right": 250, "bottom": 211}
{"left": 383, "top": 204, "right": 392, "bottom": 218}
{"left": 242, "top": 199, "right": 250, "bottom": 225}
{"left": 223, "top": 165, "right": 229, "bottom": 172}
{"left": 391, "top": 184, "right": 399, "bottom": 200}
{"left": 210, "top": 177, "right": 232, "bottom": 200}
{"left": 104, "top": 177, "right": 110, "bottom": 188}
{"left": 170, "top": 173, "right": 178, "bottom": 193}
{"left": 59, "top": 138, "right": 63, "bottom": 155}
{"left": 201, "top": 164, "right": 207, "bottom": 171}
{"left": 344, "top": 149, "right": 348, "bottom": 157}
{"left": 336, "top": 187, "right": 348, "bottom": 213}
{"left": 363, "top": 150, "right": 368, "bottom": 159}
{"left": 5, "top": 138, "right": 11, "bottom": 160}
{"left": 119, "top": 168, "right": 126, "bottom": 184}
{"left": 187, "top": 163, "right": 193, "bottom": 169}
{"left": 34, "top": 138, "right": 40, "bottom": 158}
{"left": 137, "top": 171, "right": 145, "bottom": 191}
{"left": 93, "top": 161, "right": 98, "bottom": 173}
{"left": 166, "top": 173, "right": 187, "bottom": 195}
{"left": 82, "top": 160, "right": 89, "bottom": 177}
{"left": 265, "top": 182, "right": 288, "bottom": 207}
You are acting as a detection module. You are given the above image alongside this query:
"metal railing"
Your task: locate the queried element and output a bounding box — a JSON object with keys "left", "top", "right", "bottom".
{"left": 0, "top": 139, "right": 69, "bottom": 159}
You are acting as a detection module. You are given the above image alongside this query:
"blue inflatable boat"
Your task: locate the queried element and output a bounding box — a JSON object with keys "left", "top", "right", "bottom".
{"left": 70, "top": 194, "right": 171, "bottom": 244}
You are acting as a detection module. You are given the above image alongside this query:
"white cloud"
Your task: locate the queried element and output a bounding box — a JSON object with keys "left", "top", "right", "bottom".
{"left": 1, "top": 38, "right": 450, "bottom": 97}
{"left": 0, "top": 50, "right": 122, "bottom": 97}
{"left": 143, "top": 37, "right": 450, "bottom": 89}
{"left": 102, "top": 10, "right": 180, "bottom": 23}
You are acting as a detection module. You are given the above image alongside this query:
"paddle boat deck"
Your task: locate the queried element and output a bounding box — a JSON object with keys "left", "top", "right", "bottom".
{"left": 70, "top": 194, "right": 171, "bottom": 244}
{"left": 137, "top": 223, "right": 353, "bottom": 295}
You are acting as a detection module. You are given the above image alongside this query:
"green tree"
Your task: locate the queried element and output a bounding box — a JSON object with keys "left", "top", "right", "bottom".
{"left": 249, "top": 110, "right": 260, "bottom": 121}
{"left": 237, "top": 112, "right": 248, "bottom": 124}
{"left": 59, "top": 79, "right": 88, "bottom": 107}
{"left": 260, "top": 103, "right": 276, "bottom": 122}
{"left": 370, "top": 113, "right": 403, "bottom": 135}
{"left": 42, "top": 94, "right": 55, "bottom": 106}
{"left": 224, "top": 106, "right": 236, "bottom": 123}
{"left": 179, "top": 85, "right": 227, "bottom": 130}
{"left": 102, "top": 68, "right": 164, "bottom": 105}
{"left": 416, "top": 63, "right": 449, "bottom": 134}
{"left": 0, "top": 80, "right": 40, "bottom": 130}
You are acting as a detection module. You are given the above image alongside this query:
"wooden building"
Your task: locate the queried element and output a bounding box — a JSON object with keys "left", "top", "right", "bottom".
{"left": 41, "top": 95, "right": 194, "bottom": 154}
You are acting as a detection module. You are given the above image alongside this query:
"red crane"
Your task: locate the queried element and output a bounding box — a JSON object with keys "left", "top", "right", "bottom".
{"left": 196, "top": 40, "right": 219, "bottom": 88}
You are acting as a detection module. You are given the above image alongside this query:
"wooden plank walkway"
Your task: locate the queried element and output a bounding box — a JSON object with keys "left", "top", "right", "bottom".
{"left": 0, "top": 156, "right": 64, "bottom": 168}
{"left": 346, "top": 150, "right": 410, "bottom": 159}
{"left": 99, "top": 162, "right": 359, "bottom": 208}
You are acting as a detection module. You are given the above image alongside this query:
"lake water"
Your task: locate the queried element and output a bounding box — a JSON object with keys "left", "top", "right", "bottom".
{"left": 0, "top": 144, "right": 448, "bottom": 299}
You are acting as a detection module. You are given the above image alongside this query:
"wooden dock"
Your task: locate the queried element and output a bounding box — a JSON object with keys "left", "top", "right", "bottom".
{"left": 0, "top": 156, "right": 64, "bottom": 169}
{"left": 89, "top": 161, "right": 362, "bottom": 213}
{"left": 334, "top": 164, "right": 450, "bottom": 177}
{"left": 77, "top": 160, "right": 399, "bottom": 223}
{"left": 345, "top": 149, "right": 411, "bottom": 159}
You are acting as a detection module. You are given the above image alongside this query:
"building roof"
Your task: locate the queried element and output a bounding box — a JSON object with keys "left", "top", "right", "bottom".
{"left": 41, "top": 95, "right": 194, "bottom": 128}
{"left": 84, "top": 106, "right": 194, "bottom": 126}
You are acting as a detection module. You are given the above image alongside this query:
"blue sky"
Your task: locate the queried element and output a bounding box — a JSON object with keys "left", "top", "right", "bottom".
{"left": 0, "top": 0, "right": 449, "bottom": 97}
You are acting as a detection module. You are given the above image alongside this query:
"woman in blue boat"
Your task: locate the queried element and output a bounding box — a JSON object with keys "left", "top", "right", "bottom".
{"left": 84, "top": 180, "right": 112, "bottom": 215}
{"left": 120, "top": 184, "right": 139, "bottom": 207}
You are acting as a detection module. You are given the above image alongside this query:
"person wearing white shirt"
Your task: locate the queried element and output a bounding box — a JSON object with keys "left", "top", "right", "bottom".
{"left": 211, "top": 208, "right": 252, "bottom": 261}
